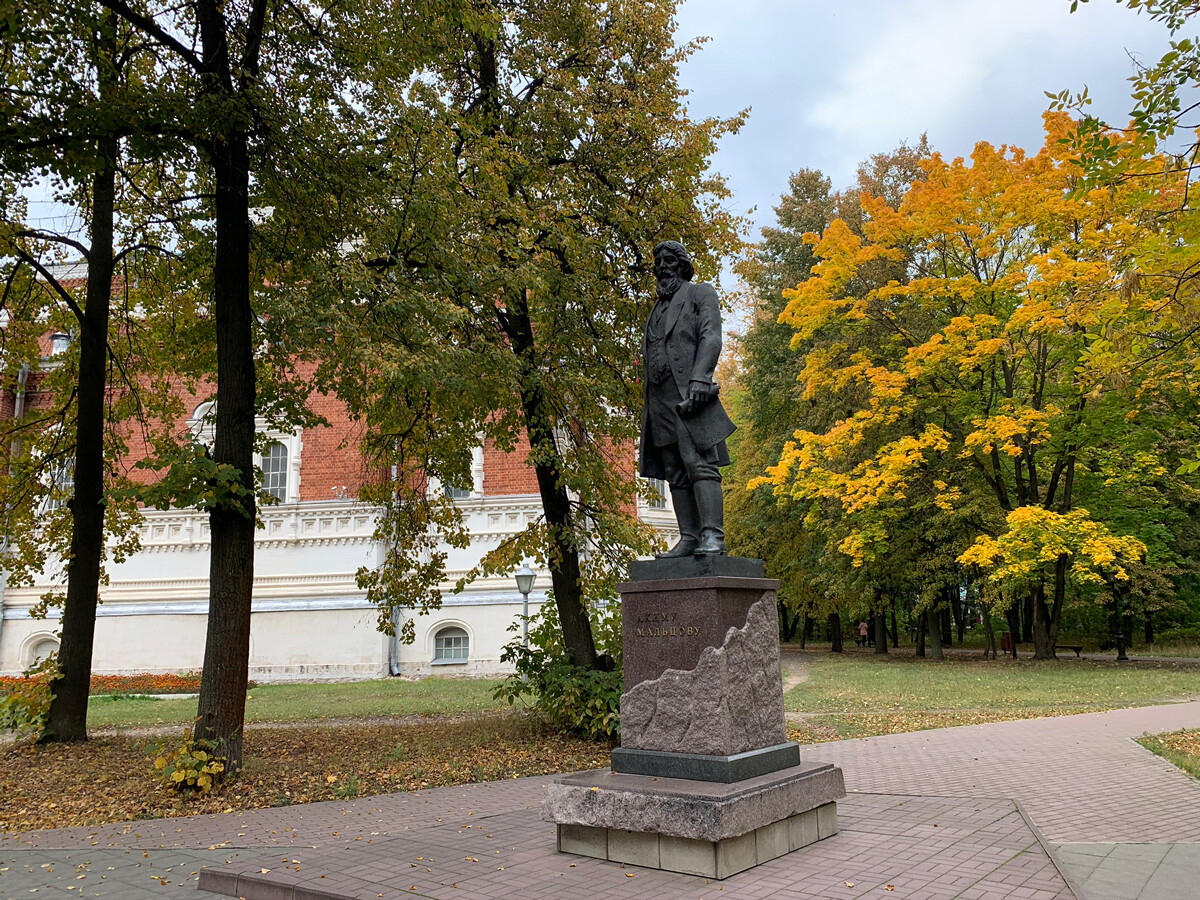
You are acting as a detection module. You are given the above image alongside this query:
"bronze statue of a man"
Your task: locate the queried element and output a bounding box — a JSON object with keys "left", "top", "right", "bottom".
{"left": 638, "top": 240, "right": 736, "bottom": 557}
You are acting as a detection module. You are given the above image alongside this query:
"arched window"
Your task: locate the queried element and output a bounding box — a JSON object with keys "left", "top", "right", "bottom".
{"left": 26, "top": 636, "right": 59, "bottom": 668}
{"left": 261, "top": 441, "right": 289, "bottom": 502}
{"left": 433, "top": 626, "right": 469, "bottom": 663}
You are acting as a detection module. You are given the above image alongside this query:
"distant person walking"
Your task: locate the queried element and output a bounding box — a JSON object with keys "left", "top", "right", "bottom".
{"left": 858, "top": 621, "right": 869, "bottom": 647}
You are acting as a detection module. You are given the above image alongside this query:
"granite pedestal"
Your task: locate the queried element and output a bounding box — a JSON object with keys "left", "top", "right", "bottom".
{"left": 543, "top": 555, "right": 846, "bottom": 878}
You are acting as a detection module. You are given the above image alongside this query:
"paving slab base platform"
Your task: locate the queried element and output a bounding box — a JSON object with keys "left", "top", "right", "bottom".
{"left": 557, "top": 801, "right": 838, "bottom": 879}
{"left": 189, "top": 789, "right": 1077, "bottom": 900}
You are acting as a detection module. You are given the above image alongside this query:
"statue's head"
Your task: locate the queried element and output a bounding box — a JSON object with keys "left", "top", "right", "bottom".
{"left": 653, "top": 241, "right": 693, "bottom": 299}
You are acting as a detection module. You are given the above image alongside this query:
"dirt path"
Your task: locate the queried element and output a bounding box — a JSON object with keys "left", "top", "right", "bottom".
{"left": 780, "top": 649, "right": 809, "bottom": 692}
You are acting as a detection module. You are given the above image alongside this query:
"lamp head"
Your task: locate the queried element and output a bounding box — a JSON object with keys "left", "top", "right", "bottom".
{"left": 514, "top": 564, "right": 536, "bottom": 595}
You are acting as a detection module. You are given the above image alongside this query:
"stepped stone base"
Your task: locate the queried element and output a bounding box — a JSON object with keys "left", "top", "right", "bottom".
{"left": 543, "top": 762, "right": 845, "bottom": 878}
{"left": 610, "top": 741, "right": 800, "bottom": 783}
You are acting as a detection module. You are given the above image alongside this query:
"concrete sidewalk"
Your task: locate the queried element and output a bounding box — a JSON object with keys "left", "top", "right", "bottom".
{"left": 3, "top": 701, "right": 1199, "bottom": 900}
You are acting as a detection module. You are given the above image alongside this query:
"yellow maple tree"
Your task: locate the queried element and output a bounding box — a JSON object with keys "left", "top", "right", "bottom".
{"left": 755, "top": 113, "right": 1194, "bottom": 658}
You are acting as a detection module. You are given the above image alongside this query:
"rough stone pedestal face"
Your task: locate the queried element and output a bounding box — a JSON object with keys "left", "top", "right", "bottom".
{"left": 618, "top": 563, "right": 795, "bottom": 779}
{"left": 543, "top": 764, "right": 845, "bottom": 879}
{"left": 543, "top": 556, "right": 845, "bottom": 878}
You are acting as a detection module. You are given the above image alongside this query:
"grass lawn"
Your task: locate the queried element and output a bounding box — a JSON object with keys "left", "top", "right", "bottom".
{"left": 1137, "top": 730, "right": 1200, "bottom": 780}
{"left": 785, "top": 650, "right": 1200, "bottom": 742}
{"left": 86, "top": 677, "right": 505, "bottom": 729}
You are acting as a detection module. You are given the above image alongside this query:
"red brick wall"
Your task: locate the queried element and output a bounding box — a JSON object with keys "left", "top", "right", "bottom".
{"left": 298, "top": 390, "right": 375, "bottom": 500}
{"left": 482, "top": 436, "right": 538, "bottom": 495}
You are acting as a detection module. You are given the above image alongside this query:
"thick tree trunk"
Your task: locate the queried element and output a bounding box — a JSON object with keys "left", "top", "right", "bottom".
{"left": 828, "top": 611, "right": 843, "bottom": 653}
{"left": 1022, "top": 592, "right": 1034, "bottom": 644}
{"left": 926, "top": 607, "right": 944, "bottom": 660}
{"left": 194, "top": 134, "right": 258, "bottom": 769}
{"left": 778, "top": 600, "right": 791, "bottom": 643}
{"left": 41, "top": 43, "right": 118, "bottom": 741}
{"left": 796, "top": 613, "right": 808, "bottom": 647}
{"left": 804, "top": 614, "right": 814, "bottom": 642}
{"left": 874, "top": 610, "right": 889, "bottom": 654}
{"left": 1031, "top": 576, "right": 1056, "bottom": 660}
{"left": 506, "top": 298, "right": 597, "bottom": 670}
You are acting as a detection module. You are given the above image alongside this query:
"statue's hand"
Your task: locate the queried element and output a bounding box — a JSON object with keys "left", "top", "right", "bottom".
{"left": 688, "top": 383, "right": 709, "bottom": 406}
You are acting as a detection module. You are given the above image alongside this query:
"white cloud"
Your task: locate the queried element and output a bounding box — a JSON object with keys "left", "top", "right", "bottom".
{"left": 676, "top": 0, "right": 1178, "bottom": 229}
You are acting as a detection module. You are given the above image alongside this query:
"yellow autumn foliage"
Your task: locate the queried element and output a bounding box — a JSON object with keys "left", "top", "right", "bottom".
{"left": 757, "top": 110, "right": 1189, "bottom": 582}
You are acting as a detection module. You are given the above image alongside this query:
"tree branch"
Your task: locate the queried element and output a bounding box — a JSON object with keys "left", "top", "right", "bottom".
{"left": 94, "top": 0, "right": 203, "bottom": 71}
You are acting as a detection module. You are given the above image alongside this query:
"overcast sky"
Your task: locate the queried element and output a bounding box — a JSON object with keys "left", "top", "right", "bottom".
{"left": 674, "top": 0, "right": 1180, "bottom": 239}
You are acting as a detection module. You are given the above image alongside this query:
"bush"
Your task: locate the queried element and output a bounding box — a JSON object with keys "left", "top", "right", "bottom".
{"left": 0, "top": 655, "right": 60, "bottom": 739}
{"left": 153, "top": 735, "right": 227, "bottom": 795}
{"left": 1157, "top": 627, "right": 1200, "bottom": 645}
{"left": 494, "top": 601, "right": 623, "bottom": 742}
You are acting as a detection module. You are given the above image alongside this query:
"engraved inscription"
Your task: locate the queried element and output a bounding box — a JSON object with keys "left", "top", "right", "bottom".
{"left": 632, "top": 609, "right": 701, "bottom": 638}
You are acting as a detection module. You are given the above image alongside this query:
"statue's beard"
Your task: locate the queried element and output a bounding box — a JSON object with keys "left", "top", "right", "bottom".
{"left": 656, "top": 274, "right": 683, "bottom": 299}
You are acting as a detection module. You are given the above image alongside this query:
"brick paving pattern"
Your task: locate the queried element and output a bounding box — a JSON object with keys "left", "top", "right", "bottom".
{"left": 809, "top": 701, "right": 1200, "bottom": 842}
{"left": 3, "top": 700, "right": 1199, "bottom": 899}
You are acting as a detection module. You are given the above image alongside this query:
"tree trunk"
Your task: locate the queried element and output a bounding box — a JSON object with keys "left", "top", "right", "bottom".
{"left": 1022, "top": 592, "right": 1034, "bottom": 644}
{"left": 940, "top": 606, "right": 952, "bottom": 646}
{"left": 926, "top": 607, "right": 943, "bottom": 659}
{"left": 505, "top": 296, "right": 597, "bottom": 670}
{"left": 1006, "top": 597, "right": 1021, "bottom": 658}
{"left": 874, "top": 610, "right": 889, "bottom": 654}
{"left": 193, "top": 132, "right": 258, "bottom": 770}
{"left": 916, "top": 610, "right": 926, "bottom": 658}
{"left": 890, "top": 601, "right": 899, "bottom": 648}
{"left": 796, "top": 613, "right": 808, "bottom": 648}
{"left": 1031, "top": 577, "right": 1056, "bottom": 660}
{"left": 983, "top": 606, "right": 996, "bottom": 660}
{"left": 951, "top": 587, "right": 965, "bottom": 642}
{"left": 828, "top": 611, "right": 843, "bottom": 653}
{"left": 804, "top": 614, "right": 814, "bottom": 642}
{"left": 41, "top": 25, "right": 118, "bottom": 741}
{"left": 778, "top": 600, "right": 792, "bottom": 643}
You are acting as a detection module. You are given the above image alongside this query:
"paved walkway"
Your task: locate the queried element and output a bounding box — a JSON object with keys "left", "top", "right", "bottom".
{"left": 2, "top": 701, "right": 1198, "bottom": 900}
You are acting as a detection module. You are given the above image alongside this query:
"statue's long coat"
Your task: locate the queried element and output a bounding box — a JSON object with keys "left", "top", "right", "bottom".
{"left": 637, "top": 280, "right": 736, "bottom": 479}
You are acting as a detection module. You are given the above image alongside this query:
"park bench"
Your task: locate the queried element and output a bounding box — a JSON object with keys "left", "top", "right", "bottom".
{"left": 1055, "top": 644, "right": 1085, "bottom": 658}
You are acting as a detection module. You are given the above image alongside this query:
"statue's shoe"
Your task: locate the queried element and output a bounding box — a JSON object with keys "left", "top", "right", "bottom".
{"left": 655, "top": 538, "right": 698, "bottom": 559}
{"left": 694, "top": 530, "right": 727, "bottom": 556}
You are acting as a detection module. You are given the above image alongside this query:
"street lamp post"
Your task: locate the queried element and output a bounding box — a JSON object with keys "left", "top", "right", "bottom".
{"left": 515, "top": 564, "right": 536, "bottom": 649}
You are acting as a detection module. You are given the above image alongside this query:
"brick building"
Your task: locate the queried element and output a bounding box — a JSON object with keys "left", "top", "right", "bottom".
{"left": 0, "top": 268, "right": 677, "bottom": 679}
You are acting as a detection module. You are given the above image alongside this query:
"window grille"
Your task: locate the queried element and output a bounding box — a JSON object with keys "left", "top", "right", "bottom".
{"left": 262, "top": 441, "right": 289, "bottom": 502}
{"left": 45, "top": 459, "right": 74, "bottom": 511}
{"left": 433, "top": 627, "right": 469, "bottom": 662}
{"left": 645, "top": 478, "right": 668, "bottom": 509}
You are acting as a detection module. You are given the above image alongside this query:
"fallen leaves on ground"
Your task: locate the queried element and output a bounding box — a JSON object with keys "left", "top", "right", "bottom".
{"left": 0, "top": 712, "right": 609, "bottom": 833}
{"left": 1136, "top": 729, "right": 1200, "bottom": 780}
